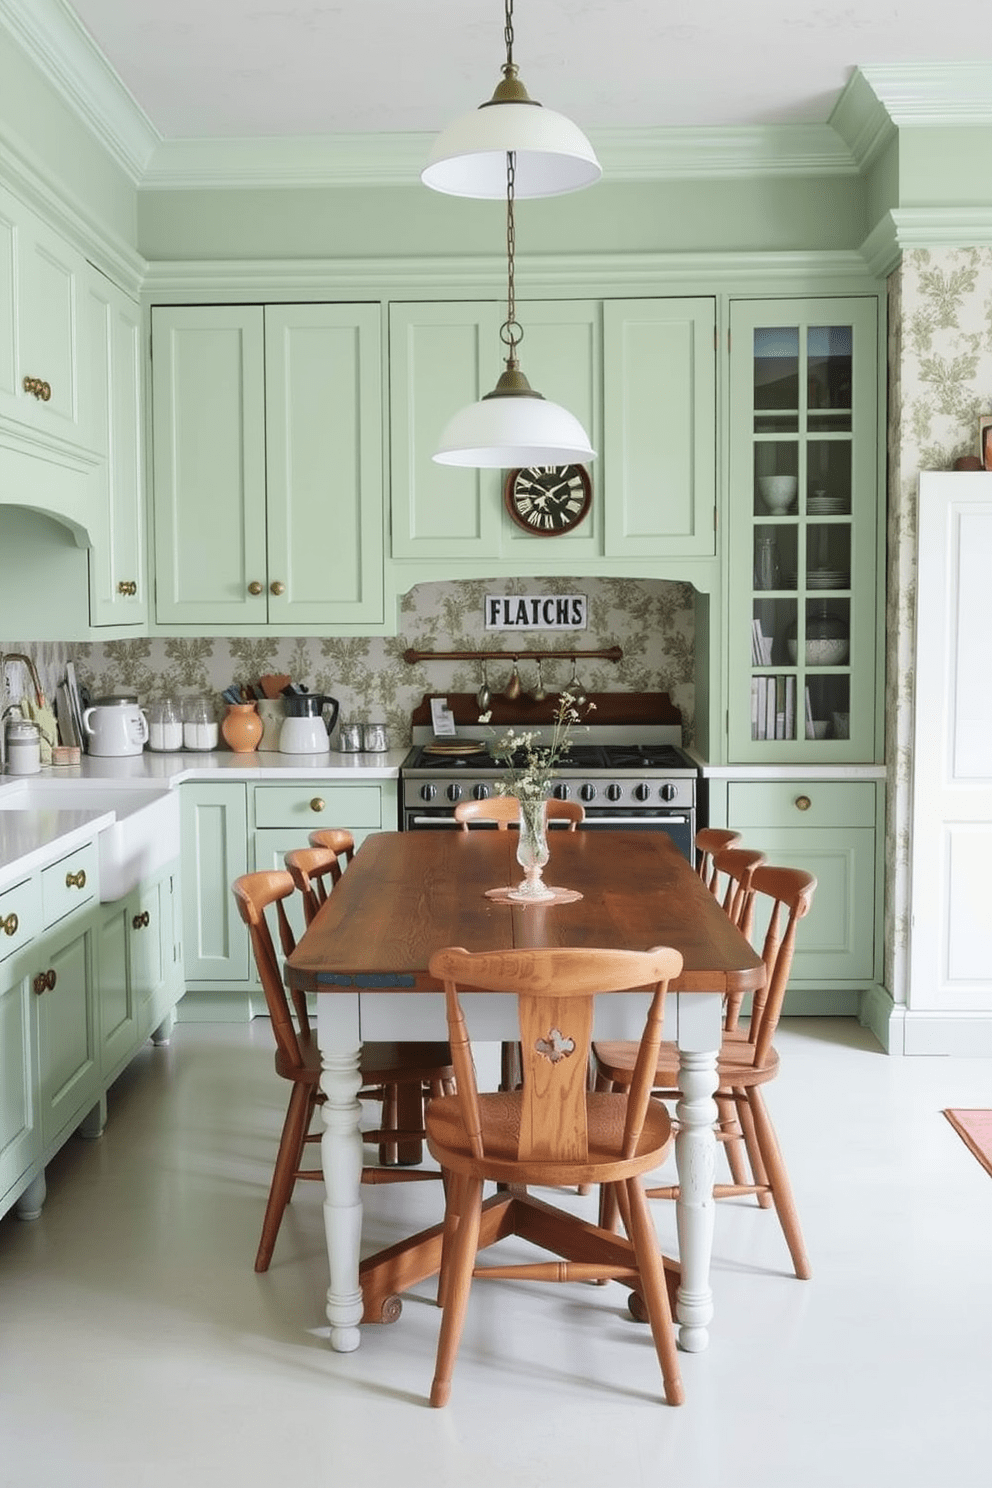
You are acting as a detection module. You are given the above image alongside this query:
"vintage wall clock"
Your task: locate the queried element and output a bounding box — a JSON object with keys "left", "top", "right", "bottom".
{"left": 504, "top": 464, "right": 592, "bottom": 536}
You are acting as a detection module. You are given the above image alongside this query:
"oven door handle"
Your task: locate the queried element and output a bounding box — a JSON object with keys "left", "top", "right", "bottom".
{"left": 581, "top": 815, "right": 690, "bottom": 826}
{"left": 408, "top": 816, "right": 461, "bottom": 827}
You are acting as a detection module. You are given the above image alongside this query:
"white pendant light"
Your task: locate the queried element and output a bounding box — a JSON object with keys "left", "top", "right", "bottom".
{"left": 422, "top": 0, "right": 601, "bottom": 200}
{"left": 432, "top": 152, "right": 596, "bottom": 469}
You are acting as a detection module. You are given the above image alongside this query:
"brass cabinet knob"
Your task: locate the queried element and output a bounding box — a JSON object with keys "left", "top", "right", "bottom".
{"left": 270, "top": 581, "right": 285, "bottom": 596}
{"left": 2, "top": 912, "right": 18, "bottom": 936}
{"left": 310, "top": 797, "right": 325, "bottom": 813}
{"left": 794, "top": 795, "right": 812, "bottom": 812}
{"left": 33, "top": 969, "right": 57, "bottom": 994}
{"left": 117, "top": 580, "right": 138, "bottom": 596}
{"left": 66, "top": 869, "right": 87, "bottom": 889}
{"left": 247, "top": 581, "right": 263, "bottom": 596}
{"left": 22, "top": 376, "right": 52, "bottom": 401}
{"left": 132, "top": 910, "right": 150, "bottom": 930}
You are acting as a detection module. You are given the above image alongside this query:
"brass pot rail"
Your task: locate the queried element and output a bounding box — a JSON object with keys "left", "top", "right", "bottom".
{"left": 402, "top": 646, "right": 622, "bottom": 665}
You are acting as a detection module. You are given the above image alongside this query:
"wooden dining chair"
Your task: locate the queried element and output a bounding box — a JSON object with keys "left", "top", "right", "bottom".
{"left": 593, "top": 865, "right": 817, "bottom": 1279}
{"left": 454, "top": 796, "right": 585, "bottom": 829}
{"left": 232, "top": 868, "right": 451, "bottom": 1274}
{"left": 709, "top": 846, "right": 766, "bottom": 1029}
{"left": 694, "top": 827, "right": 742, "bottom": 892}
{"left": 424, "top": 944, "right": 686, "bottom": 1409}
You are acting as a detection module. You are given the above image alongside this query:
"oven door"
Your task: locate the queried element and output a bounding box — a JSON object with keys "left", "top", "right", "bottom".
{"left": 579, "top": 808, "right": 694, "bottom": 861}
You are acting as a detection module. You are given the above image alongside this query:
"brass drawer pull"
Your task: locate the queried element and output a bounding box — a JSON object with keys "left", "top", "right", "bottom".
{"left": 794, "top": 795, "right": 812, "bottom": 812}
{"left": 310, "top": 797, "right": 325, "bottom": 813}
{"left": 66, "top": 869, "right": 87, "bottom": 889}
{"left": 23, "top": 375, "right": 52, "bottom": 401}
{"left": 117, "top": 580, "right": 138, "bottom": 596}
{"left": 132, "top": 911, "right": 151, "bottom": 930}
{"left": 33, "top": 968, "right": 57, "bottom": 995}
{"left": 2, "top": 912, "right": 19, "bottom": 936}
{"left": 247, "top": 581, "right": 263, "bottom": 595}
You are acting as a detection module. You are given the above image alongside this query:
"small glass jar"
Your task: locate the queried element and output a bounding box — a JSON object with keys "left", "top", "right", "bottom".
{"left": 183, "top": 698, "right": 219, "bottom": 752}
{"left": 753, "top": 533, "right": 781, "bottom": 591}
{"left": 146, "top": 698, "right": 183, "bottom": 752}
{"left": 5, "top": 718, "right": 41, "bottom": 775}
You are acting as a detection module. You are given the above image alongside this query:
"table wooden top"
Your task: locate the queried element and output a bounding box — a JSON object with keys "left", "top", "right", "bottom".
{"left": 285, "top": 830, "right": 765, "bottom": 996}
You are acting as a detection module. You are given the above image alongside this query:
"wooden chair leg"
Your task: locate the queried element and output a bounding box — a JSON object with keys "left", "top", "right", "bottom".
{"left": 255, "top": 1082, "right": 315, "bottom": 1273}
{"left": 736, "top": 1085, "right": 772, "bottom": 1207}
{"left": 598, "top": 1180, "right": 621, "bottom": 1233}
{"left": 746, "top": 1087, "right": 811, "bottom": 1280}
{"left": 431, "top": 1175, "right": 485, "bottom": 1407}
{"left": 436, "top": 1170, "right": 466, "bottom": 1312}
{"left": 624, "top": 1178, "right": 684, "bottom": 1405}
{"left": 379, "top": 1082, "right": 399, "bottom": 1166}
{"left": 717, "top": 1093, "right": 751, "bottom": 1188}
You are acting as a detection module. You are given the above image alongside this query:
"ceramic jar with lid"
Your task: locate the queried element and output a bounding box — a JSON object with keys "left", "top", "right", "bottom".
{"left": 5, "top": 717, "right": 41, "bottom": 774}
{"left": 182, "top": 698, "right": 219, "bottom": 751}
{"left": 146, "top": 698, "right": 183, "bottom": 752}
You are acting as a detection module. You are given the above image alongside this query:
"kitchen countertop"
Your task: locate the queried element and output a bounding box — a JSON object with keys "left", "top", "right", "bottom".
{"left": 0, "top": 749, "right": 406, "bottom": 891}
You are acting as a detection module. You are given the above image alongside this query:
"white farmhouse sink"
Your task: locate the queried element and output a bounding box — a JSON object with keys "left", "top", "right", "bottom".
{"left": 0, "top": 781, "right": 180, "bottom": 901}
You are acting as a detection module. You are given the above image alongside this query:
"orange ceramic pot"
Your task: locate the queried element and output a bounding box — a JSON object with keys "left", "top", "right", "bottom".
{"left": 222, "top": 702, "right": 263, "bottom": 753}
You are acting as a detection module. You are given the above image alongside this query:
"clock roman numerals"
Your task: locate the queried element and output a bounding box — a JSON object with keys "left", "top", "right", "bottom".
{"left": 504, "top": 464, "right": 593, "bottom": 537}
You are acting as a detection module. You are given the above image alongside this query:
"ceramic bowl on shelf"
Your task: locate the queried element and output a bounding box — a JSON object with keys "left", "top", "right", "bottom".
{"left": 787, "top": 637, "right": 850, "bottom": 665}
{"left": 757, "top": 475, "right": 798, "bottom": 512}
{"left": 809, "top": 719, "right": 830, "bottom": 739}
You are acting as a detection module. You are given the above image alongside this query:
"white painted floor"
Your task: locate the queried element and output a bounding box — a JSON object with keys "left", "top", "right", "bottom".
{"left": 1, "top": 1017, "right": 990, "bottom": 1488}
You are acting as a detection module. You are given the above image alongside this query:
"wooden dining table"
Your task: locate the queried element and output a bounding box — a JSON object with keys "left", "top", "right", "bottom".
{"left": 285, "top": 828, "right": 764, "bottom": 1355}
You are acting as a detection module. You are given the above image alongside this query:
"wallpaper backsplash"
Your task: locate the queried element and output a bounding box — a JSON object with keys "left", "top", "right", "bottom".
{"left": 3, "top": 576, "right": 697, "bottom": 748}
{"left": 885, "top": 247, "right": 992, "bottom": 1004}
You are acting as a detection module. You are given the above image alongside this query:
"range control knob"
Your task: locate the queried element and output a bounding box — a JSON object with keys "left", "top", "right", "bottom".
{"left": 446, "top": 783, "right": 462, "bottom": 802}
{"left": 473, "top": 783, "right": 490, "bottom": 800}
{"left": 660, "top": 783, "right": 678, "bottom": 803}
{"left": 579, "top": 783, "right": 596, "bottom": 802}
{"left": 420, "top": 784, "right": 436, "bottom": 802}
{"left": 552, "top": 783, "right": 570, "bottom": 800}
{"left": 606, "top": 783, "right": 623, "bottom": 802}
{"left": 633, "top": 783, "right": 652, "bottom": 802}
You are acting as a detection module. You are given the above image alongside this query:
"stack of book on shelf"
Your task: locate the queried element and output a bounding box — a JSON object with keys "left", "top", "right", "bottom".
{"left": 750, "top": 674, "right": 796, "bottom": 740}
{"left": 751, "top": 618, "right": 773, "bottom": 665}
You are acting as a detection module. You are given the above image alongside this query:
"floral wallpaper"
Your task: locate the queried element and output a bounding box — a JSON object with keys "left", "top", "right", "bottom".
{"left": 3, "top": 576, "right": 696, "bottom": 749}
{"left": 885, "top": 248, "right": 992, "bottom": 1004}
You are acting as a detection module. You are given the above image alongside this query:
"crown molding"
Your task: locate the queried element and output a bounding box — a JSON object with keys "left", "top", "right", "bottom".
{"left": 858, "top": 63, "right": 992, "bottom": 126}
{"left": 860, "top": 207, "right": 992, "bottom": 280}
{"left": 0, "top": 0, "right": 159, "bottom": 183}
{"left": 141, "top": 248, "right": 878, "bottom": 302}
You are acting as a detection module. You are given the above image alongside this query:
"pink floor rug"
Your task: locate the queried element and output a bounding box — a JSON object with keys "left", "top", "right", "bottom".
{"left": 944, "top": 1109, "right": 992, "bottom": 1179}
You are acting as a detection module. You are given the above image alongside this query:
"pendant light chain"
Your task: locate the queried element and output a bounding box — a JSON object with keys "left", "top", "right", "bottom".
{"left": 504, "top": 0, "right": 515, "bottom": 71}
{"left": 501, "top": 149, "right": 522, "bottom": 362}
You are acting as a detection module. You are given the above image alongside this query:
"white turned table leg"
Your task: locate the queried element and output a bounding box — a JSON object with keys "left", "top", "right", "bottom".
{"left": 316, "top": 995, "right": 365, "bottom": 1353}
{"left": 673, "top": 991, "right": 721, "bottom": 1354}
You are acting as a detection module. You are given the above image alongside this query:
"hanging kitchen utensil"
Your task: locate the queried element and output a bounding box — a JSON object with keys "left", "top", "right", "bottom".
{"left": 476, "top": 660, "right": 491, "bottom": 713}
{"left": 568, "top": 658, "right": 587, "bottom": 706}
{"left": 530, "top": 658, "right": 547, "bottom": 701}
{"left": 503, "top": 659, "right": 521, "bottom": 700}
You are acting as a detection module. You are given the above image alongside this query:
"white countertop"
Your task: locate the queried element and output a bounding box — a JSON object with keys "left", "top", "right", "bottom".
{"left": 0, "top": 748, "right": 406, "bottom": 892}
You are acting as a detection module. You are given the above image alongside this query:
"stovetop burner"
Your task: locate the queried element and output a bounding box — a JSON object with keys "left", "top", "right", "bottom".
{"left": 402, "top": 742, "right": 692, "bottom": 774}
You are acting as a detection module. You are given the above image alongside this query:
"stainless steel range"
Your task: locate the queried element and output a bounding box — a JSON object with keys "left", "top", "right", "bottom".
{"left": 400, "top": 692, "right": 698, "bottom": 858}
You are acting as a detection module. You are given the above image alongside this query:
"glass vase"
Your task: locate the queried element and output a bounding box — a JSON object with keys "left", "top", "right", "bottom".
{"left": 511, "top": 797, "right": 555, "bottom": 901}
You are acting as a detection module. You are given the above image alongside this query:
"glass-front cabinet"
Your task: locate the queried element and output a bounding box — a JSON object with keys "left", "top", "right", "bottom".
{"left": 728, "top": 298, "right": 879, "bottom": 761}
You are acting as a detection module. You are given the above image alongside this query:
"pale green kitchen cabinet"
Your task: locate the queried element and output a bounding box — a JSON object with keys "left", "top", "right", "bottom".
{"left": 727, "top": 297, "right": 880, "bottom": 762}
{"left": 388, "top": 297, "right": 713, "bottom": 564}
{"left": 0, "top": 878, "right": 40, "bottom": 1214}
{"left": 86, "top": 271, "right": 146, "bottom": 626}
{"left": 180, "top": 782, "right": 250, "bottom": 986}
{"left": 717, "top": 778, "right": 882, "bottom": 990}
{"left": 0, "top": 181, "right": 95, "bottom": 459}
{"left": 96, "top": 864, "right": 181, "bottom": 1082}
{"left": 602, "top": 298, "right": 716, "bottom": 558}
{"left": 151, "top": 303, "right": 384, "bottom": 629}
{"left": 388, "top": 301, "right": 504, "bottom": 560}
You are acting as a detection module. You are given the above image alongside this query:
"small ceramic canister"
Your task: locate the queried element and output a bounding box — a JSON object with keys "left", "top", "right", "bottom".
{"left": 362, "top": 723, "right": 388, "bottom": 752}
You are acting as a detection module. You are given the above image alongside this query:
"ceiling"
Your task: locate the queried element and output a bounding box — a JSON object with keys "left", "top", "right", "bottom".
{"left": 62, "top": 0, "right": 987, "bottom": 141}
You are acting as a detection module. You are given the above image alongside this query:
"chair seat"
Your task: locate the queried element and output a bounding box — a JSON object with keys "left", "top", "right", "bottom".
{"left": 593, "top": 1037, "right": 781, "bottom": 1090}
{"left": 362, "top": 1041, "right": 454, "bottom": 1085}
{"left": 426, "top": 1090, "right": 673, "bottom": 1187}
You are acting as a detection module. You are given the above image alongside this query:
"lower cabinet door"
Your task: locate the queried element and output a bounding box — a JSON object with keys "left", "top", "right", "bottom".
{"left": 180, "top": 784, "right": 250, "bottom": 982}
{"left": 130, "top": 877, "right": 169, "bottom": 1036}
{"left": 34, "top": 922, "right": 99, "bottom": 1147}
{"left": 96, "top": 899, "right": 138, "bottom": 1079}
{"left": 0, "top": 952, "right": 38, "bottom": 1208}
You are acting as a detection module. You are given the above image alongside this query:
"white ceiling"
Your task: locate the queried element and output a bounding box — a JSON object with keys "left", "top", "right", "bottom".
{"left": 62, "top": 0, "right": 988, "bottom": 141}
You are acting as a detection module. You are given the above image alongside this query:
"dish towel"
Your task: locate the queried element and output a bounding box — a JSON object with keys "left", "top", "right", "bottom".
{"left": 19, "top": 697, "right": 58, "bottom": 764}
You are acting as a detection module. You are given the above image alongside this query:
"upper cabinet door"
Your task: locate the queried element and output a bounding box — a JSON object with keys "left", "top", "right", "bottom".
{"left": 0, "top": 183, "right": 91, "bottom": 457}
{"left": 87, "top": 276, "right": 146, "bottom": 626}
{"left": 264, "top": 304, "right": 383, "bottom": 626}
{"left": 602, "top": 299, "right": 717, "bottom": 557}
{"left": 152, "top": 306, "right": 268, "bottom": 626}
{"left": 727, "top": 297, "right": 879, "bottom": 763}
{"left": 389, "top": 302, "right": 503, "bottom": 559}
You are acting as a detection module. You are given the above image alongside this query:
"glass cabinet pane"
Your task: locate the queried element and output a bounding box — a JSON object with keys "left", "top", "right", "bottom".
{"left": 730, "top": 297, "right": 877, "bottom": 760}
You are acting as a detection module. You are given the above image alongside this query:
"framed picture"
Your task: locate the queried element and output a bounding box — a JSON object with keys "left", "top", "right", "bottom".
{"left": 981, "top": 414, "right": 992, "bottom": 471}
